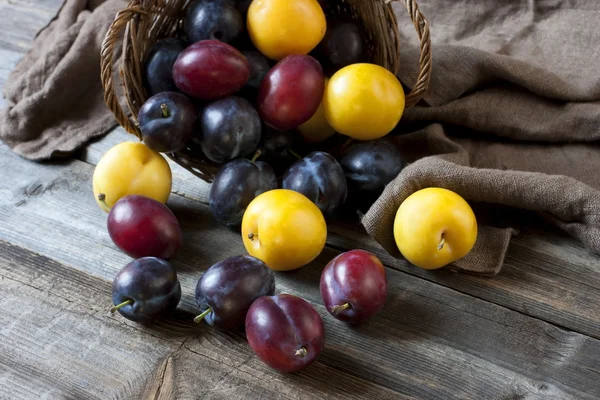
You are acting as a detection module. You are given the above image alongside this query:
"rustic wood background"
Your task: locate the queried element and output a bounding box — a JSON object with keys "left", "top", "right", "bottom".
{"left": 1, "top": 1, "right": 599, "bottom": 399}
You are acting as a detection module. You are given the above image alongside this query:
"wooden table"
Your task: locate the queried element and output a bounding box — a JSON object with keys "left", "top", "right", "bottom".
{"left": 1, "top": 1, "right": 600, "bottom": 399}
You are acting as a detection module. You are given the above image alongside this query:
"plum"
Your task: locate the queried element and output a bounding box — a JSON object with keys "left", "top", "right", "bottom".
{"left": 314, "top": 17, "right": 366, "bottom": 74}
{"left": 194, "top": 255, "right": 275, "bottom": 330}
{"left": 197, "top": 96, "right": 262, "bottom": 164}
{"left": 258, "top": 55, "right": 324, "bottom": 130}
{"left": 111, "top": 257, "right": 181, "bottom": 322}
{"left": 245, "top": 294, "right": 325, "bottom": 373}
{"left": 106, "top": 195, "right": 182, "bottom": 260}
{"left": 320, "top": 250, "right": 387, "bottom": 325}
{"left": 138, "top": 91, "right": 196, "bottom": 153}
{"left": 257, "top": 127, "right": 297, "bottom": 175}
{"left": 144, "top": 38, "right": 187, "bottom": 95}
{"left": 173, "top": 40, "right": 250, "bottom": 100}
{"left": 340, "top": 140, "right": 405, "bottom": 206}
{"left": 209, "top": 158, "right": 277, "bottom": 228}
{"left": 243, "top": 50, "right": 271, "bottom": 89}
{"left": 184, "top": 0, "right": 244, "bottom": 44}
{"left": 282, "top": 151, "right": 347, "bottom": 216}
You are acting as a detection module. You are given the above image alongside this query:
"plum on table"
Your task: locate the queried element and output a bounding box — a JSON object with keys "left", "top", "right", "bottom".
{"left": 105, "top": 194, "right": 182, "bottom": 260}
{"left": 245, "top": 294, "right": 325, "bottom": 373}
{"left": 111, "top": 257, "right": 181, "bottom": 322}
{"left": 320, "top": 250, "right": 387, "bottom": 325}
{"left": 283, "top": 151, "right": 347, "bottom": 217}
{"left": 209, "top": 157, "right": 277, "bottom": 228}
{"left": 194, "top": 255, "right": 275, "bottom": 330}
{"left": 340, "top": 139, "right": 405, "bottom": 207}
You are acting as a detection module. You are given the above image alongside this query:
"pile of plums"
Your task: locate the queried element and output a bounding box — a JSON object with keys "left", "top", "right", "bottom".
{"left": 102, "top": 190, "right": 388, "bottom": 373}
{"left": 137, "top": 0, "right": 406, "bottom": 230}
{"left": 104, "top": 0, "right": 401, "bottom": 374}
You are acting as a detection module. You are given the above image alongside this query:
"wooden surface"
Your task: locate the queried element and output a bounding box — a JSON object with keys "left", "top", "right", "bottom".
{"left": 1, "top": 1, "right": 600, "bottom": 399}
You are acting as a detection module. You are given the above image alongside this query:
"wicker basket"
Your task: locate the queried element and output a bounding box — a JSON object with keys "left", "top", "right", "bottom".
{"left": 100, "top": 0, "right": 432, "bottom": 183}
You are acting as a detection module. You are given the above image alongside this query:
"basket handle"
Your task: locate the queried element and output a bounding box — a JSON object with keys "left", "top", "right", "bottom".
{"left": 100, "top": 2, "right": 147, "bottom": 138}
{"left": 387, "top": 0, "right": 432, "bottom": 107}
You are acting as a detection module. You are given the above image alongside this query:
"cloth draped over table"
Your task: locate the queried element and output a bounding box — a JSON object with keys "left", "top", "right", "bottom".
{"left": 1, "top": 0, "right": 599, "bottom": 275}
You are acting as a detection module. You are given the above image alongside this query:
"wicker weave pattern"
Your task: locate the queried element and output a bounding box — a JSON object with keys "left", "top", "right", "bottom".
{"left": 100, "top": 0, "right": 432, "bottom": 183}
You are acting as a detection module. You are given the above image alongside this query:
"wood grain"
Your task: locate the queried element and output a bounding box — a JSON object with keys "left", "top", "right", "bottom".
{"left": 1, "top": 142, "right": 600, "bottom": 399}
{"left": 80, "top": 129, "right": 600, "bottom": 340}
{"left": 0, "top": 1, "right": 58, "bottom": 53}
{"left": 0, "top": 240, "right": 405, "bottom": 400}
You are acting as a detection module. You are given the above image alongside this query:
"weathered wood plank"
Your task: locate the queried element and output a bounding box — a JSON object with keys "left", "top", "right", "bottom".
{"left": 0, "top": 1, "right": 58, "bottom": 53}
{"left": 0, "top": 240, "right": 404, "bottom": 400}
{"left": 1, "top": 142, "right": 600, "bottom": 399}
{"left": 80, "top": 129, "right": 600, "bottom": 340}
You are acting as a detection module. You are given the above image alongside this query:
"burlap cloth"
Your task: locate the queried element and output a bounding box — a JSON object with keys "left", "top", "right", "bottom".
{"left": 1, "top": 0, "right": 599, "bottom": 275}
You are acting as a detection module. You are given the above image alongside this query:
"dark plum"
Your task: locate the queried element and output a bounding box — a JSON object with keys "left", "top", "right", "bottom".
{"left": 320, "top": 250, "right": 387, "bottom": 325}
{"left": 138, "top": 91, "right": 196, "bottom": 153}
{"left": 194, "top": 255, "right": 275, "bottom": 330}
{"left": 243, "top": 50, "right": 271, "bottom": 89}
{"left": 173, "top": 40, "right": 250, "bottom": 100}
{"left": 314, "top": 17, "right": 366, "bottom": 74}
{"left": 258, "top": 55, "right": 324, "bottom": 130}
{"left": 111, "top": 257, "right": 181, "bottom": 322}
{"left": 144, "top": 38, "right": 187, "bottom": 95}
{"left": 106, "top": 195, "right": 182, "bottom": 260}
{"left": 283, "top": 151, "right": 347, "bottom": 216}
{"left": 235, "top": 0, "right": 253, "bottom": 13}
{"left": 198, "top": 96, "right": 262, "bottom": 164}
{"left": 209, "top": 158, "right": 277, "bottom": 228}
{"left": 245, "top": 294, "right": 325, "bottom": 373}
{"left": 184, "top": 0, "right": 244, "bottom": 44}
{"left": 340, "top": 139, "right": 405, "bottom": 205}
{"left": 257, "top": 127, "right": 297, "bottom": 175}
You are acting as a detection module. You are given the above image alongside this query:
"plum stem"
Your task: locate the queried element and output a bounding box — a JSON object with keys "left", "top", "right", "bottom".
{"left": 194, "top": 307, "right": 212, "bottom": 323}
{"left": 331, "top": 303, "right": 351, "bottom": 314}
{"left": 110, "top": 299, "right": 133, "bottom": 313}
{"left": 161, "top": 103, "right": 169, "bottom": 118}
{"left": 248, "top": 233, "right": 258, "bottom": 241}
{"left": 98, "top": 193, "right": 111, "bottom": 211}
{"left": 438, "top": 234, "right": 445, "bottom": 250}
{"left": 295, "top": 347, "right": 308, "bottom": 357}
{"left": 251, "top": 149, "right": 262, "bottom": 163}
{"left": 287, "top": 148, "right": 302, "bottom": 160}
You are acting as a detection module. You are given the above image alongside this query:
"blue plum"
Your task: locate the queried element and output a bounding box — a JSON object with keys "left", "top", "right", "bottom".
{"left": 340, "top": 140, "right": 405, "bottom": 205}
{"left": 209, "top": 158, "right": 277, "bottom": 228}
{"left": 283, "top": 151, "right": 347, "bottom": 216}
{"left": 258, "top": 127, "right": 297, "bottom": 175}
{"left": 144, "top": 38, "right": 187, "bottom": 95}
{"left": 194, "top": 255, "right": 276, "bottom": 330}
{"left": 184, "top": 0, "right": 244, "bottom": 44}
{"left": 314, "top": 17, "right": 366, "bottom": 74}
{"left": 138, "top": 91, "right": 196, "bottom": 153}
{"left": 111, "top": 257, "right": 181, "bottom": 322}
{"left": 243, "top": 50, "right": 271, "bottom": 89}
{"left": 198, "top": 96, "right": 261, "bottom": 164}
{"left": 235, "top": 0, "right": 253, "bottom": 13}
